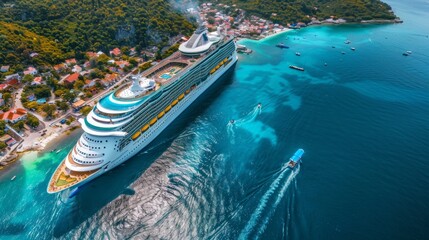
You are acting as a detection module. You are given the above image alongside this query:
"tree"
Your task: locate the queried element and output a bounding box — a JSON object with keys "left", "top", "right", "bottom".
{"left": 0, "top": 120, "right": 6, "bottom": 132}
{"left": 34, "top": 85, "right": 51, "bottom": 98}
{"left": 0, "top": 142, "right": 7, "bottom": 150}
{"left": 25, "top": 101, "right": 39, "bottom": 110}
{"left": 40, "top": 103, "right": 56, "bottom": 117}
{"left": 54, "top": 89, "right": 65, "bottom": 97}
{"left": 13, "top": 121, "right": 25, "bottom": 131}
{"left": 55, "top": 101, "right": 69, "bottom": 111}
{"left": 22, "top": 74, "right": 34, "bottom": 84}
{"left": 80, "top": 105, "right": 92, "bottom": 116}
{"left": 73, "top": 79, "right": 85, "bottom": 90}
{"left": 26, "top": 114, "right": 40, "bottom": 128}
{"left": 2, "top": 92, "right": 12, "bottom": 103}
{"left": 63, "top": 91, "right": 76, "bottom": 102}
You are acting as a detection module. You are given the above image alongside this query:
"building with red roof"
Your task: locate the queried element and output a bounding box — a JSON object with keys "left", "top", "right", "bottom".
{"left": 0, "top": 108, "right": 27, "bottom": 123}
{"left": 0, "top": 84, "right": 9, "bottom": 91}
{"left": 65, "top": 58, "right": 77, "bottom": 66}
{"left": 23, "top": 67, "right": 37, "bottom": 75}
{"left": 65, "top": 73, "right": 80, "bottom": 84}
{"left": 110, "top": 48, "right": 121, "bottom": 57}
{"left": 32, "top": 76, "right": 43, "bottom": 85}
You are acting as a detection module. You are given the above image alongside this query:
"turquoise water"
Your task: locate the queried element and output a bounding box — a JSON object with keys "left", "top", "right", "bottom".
{"left": 1, "top": 0, "right": 429, "bottom": 239}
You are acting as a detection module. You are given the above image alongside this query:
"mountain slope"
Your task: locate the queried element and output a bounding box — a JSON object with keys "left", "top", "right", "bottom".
{"left": 217, "top": 0, "right": 396, "bottom": 24}
{"left": 0, "top": 0, "right": 195, "bottom": 64}
{"left": 0, "top": 21, "right": 65, "bottom": 68}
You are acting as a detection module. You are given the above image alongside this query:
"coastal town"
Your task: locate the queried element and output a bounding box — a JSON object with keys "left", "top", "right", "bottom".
{"left": 0, "top": 2, "right": 400, "bottom": 169}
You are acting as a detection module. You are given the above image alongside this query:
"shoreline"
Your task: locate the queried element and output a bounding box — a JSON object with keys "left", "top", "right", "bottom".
{"left": 238, "top": 17, "right": 402, "bottom": 43}
{"left": 0, "top": 124, "right": 81, "bottom": 171}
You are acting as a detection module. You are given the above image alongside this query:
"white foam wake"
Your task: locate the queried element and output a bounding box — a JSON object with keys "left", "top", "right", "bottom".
{"left": 238, "top": 164, "right": 297, "bottom": 240}
{"left": 227, "top": 105, "right": 262, "bottom": 143}
{"left": 255, "top": 166, "right": 300, "bottom": 239}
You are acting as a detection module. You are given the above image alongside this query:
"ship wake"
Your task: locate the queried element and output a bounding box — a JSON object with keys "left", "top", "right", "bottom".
{"left": 227, "top": 105, "right": 262, "bottom": 143}
{"left": 238, "top": 165, "right": 300, "bottom": 240}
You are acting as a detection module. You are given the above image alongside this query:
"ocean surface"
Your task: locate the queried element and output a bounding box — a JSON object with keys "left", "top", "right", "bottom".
{"left": 1, "top": 0, "right": 428, "bottom": 239}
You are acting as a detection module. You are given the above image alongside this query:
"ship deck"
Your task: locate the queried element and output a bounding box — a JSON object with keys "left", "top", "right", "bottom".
{"left": 48, "top": 155, "right": 100, "bottom": 193}
{"left": 114, "top": 52, "right": 201, "bottom": 100}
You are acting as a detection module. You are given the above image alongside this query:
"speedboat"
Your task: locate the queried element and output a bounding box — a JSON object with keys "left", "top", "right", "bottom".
{"left": 276, "top": 43, "right": 289, "bottom": 49}
{"left": 295, "top": 52, "right": 301, "bottom": 56}
{"left": 287, "top": 149, "right": 304, "bottom": 169}
{"left": 289, "top": 65, "right": 304, "bottom": 71}
{"left": 351, "top": 47, "right": 356, "bottom": 51}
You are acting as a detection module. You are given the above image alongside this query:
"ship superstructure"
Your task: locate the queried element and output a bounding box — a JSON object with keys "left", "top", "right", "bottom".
{"left": 48, "top": 26, "right": 237, "bottom": 193}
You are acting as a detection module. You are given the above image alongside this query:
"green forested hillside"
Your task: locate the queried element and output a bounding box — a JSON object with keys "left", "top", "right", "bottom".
{"left": 0, "top": 0, "right": 194, "bottom": 67}
{"left": 217, "top": 0, "right": 396, "bottom": 24}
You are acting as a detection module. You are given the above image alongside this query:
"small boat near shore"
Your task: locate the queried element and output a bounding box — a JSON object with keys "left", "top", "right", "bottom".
{"left": 289, "top": 65, "right": 304, "bottom": 71}
{"left": 55, "top": 149, "right": 61, "bottom": 154}
{"left": 11, "top": 176, "right": 16, "bottom": 181}
{"left": 344, "top": 40, "right": 351, "bottom": 44}
{"left": 276, "top": 43, "right": 289, "bottom": 49}
{"left": 287, "top": 149, "right": 304, "bottom": 169}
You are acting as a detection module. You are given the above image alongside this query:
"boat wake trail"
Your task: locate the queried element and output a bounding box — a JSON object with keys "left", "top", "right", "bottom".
{"left": 238, "top": 165, "right": 300, "bottom": 240}
{"left": 227, "top": 105, "right": 262, "bottom": 143}
{"left": 256, "top": 166, "right": 300, "bottom": 239}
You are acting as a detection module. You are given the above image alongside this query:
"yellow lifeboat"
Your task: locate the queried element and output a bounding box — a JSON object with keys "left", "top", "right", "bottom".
{"left": 149, "top": 117, "right": 157, "bottom": 126}
{"left": 178, "top": 93, "right": 185, "bottom": 100}
{"left": 172, "top": 99, "right": 178, "bottom": 106}
{"left": 157, "top": 111, "right": 165, "bottom": 119}
{"left": 141, "top": 124, "right": 149, "bottom": 132}
{"left": 165, "top": 105, "right": 172, "bottom": 112}
{"left": 210, "top": 69, "right": 216, "bottom": 74}
{"left": 131, "top": 131, "right": 141, "bottom": 140}
{"left": 215, "top": 65, "right": 220, "bottom": 70}
{"left": 185, "top": 89, "right": 191, "bottom": 95}
{"left": 224, "top": 57, "right": 228, "bottom": 62}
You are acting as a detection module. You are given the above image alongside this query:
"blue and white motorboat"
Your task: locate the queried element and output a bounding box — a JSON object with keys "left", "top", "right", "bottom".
{"left": 287, "top": 149, "right": 304, "bottom": 169}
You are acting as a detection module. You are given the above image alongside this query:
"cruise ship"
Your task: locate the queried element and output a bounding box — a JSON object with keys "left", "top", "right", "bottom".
{"left": 47, "top": 26, "right": 238, "bottom": 193}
